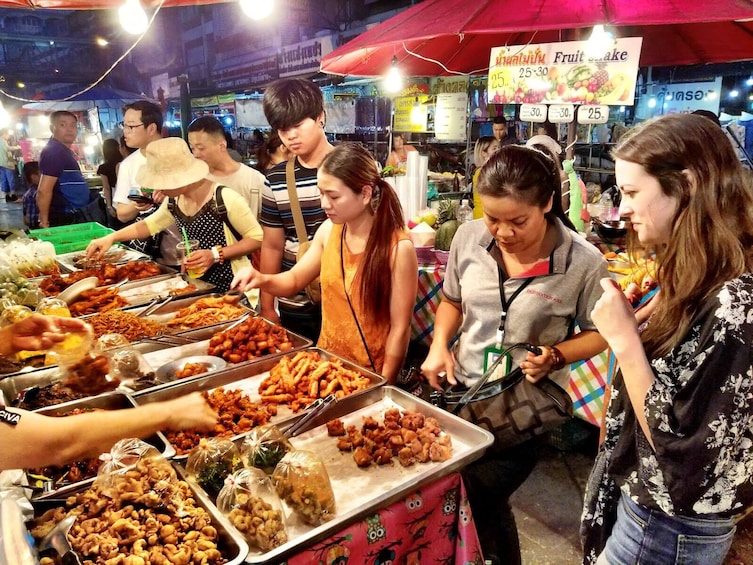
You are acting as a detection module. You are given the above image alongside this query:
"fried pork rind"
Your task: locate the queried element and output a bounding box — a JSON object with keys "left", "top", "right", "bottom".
{"left": 217, "top": 468, "right": 288, "bottom": 552}
{"left": 258, "top": 351, "right": 371, "bottom": 411}
{"left": 272, "top": 450, "right": 335, "bottom": 526}
{"left": 30, "top": 456, "right": 227, "bottom": 564}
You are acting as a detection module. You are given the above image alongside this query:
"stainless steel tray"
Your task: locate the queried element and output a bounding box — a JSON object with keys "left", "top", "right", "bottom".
{"left": 133, "top": 347, "right": 385, "bottom": 459}
{"left": 27, "top": 392, "right": 176, "bottom": 500}
{"left": 239, "top": 385, "right": 493, "bottom": 563}
{"left": 0, "top": 340, "right": 175, "bottom": 408}
{"left": 115, "top": 273, "right": 215, "bottom": 307}
{"left": 29, "top": 460, "right": 249, "bottom": 564}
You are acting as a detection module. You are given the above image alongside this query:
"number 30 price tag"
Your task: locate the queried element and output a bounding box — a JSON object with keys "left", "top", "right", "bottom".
{"left": 520, "top": 104, "right": 547, "bottom": 123}
{"left": 548, "top": 104, "right": 575, "bottom": 123}
{"left": 577, "top": 105, "right": 610, "bottom": 124}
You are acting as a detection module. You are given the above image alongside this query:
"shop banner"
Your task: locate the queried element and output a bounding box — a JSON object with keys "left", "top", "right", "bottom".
{"left": 235, "top": 98, "right": 268, "bottom": 129}
{"left": 279, "top": 36, "right": 333, "bottom": 78}
{"left": 488, "top": 37, "right": 643, "bottom": 106}
{"left": 394, "top": 95, "right": 430, "bottom": 133}
{"left": 434, "top": 93, "right": 468, "bottom": 141}
{"left": 430, "top": 76, "right": 469, "bottom": 96}
{"left": 635, "top": 78, "right": 722, "bottom": 120}
{"left": 213, "top": 55, "right": 279, "bottom": 90}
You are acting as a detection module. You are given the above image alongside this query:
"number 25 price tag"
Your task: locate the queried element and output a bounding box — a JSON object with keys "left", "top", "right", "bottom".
{"left": 577, "top": 105, "right": 610, "bottom": 125}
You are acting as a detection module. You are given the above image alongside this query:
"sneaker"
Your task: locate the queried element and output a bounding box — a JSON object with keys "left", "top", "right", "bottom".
{"left": 5, "top": 193, "right": 18, "bottom": 202}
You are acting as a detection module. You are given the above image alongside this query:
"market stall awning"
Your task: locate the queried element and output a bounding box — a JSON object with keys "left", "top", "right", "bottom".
{"left": 21, "top": 85, "right": 155, "bottom": 112}
{"left": 320, "top": 0, "right": 753, "bottom": 76}
{"left": 0, "top": 0, "right": 230, "bottom": 7}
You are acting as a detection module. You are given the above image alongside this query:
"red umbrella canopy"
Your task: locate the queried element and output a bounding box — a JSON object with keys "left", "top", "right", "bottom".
{"left": 320, "top": 0, "right": 753, "bottom": 76}
{"left": 0, "top": 0, "right": 230, "bottom": 6}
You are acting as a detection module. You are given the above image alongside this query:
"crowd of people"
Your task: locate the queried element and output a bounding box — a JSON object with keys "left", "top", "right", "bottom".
{"left": 3, "top": 80, "right": 753, "bottom": 565}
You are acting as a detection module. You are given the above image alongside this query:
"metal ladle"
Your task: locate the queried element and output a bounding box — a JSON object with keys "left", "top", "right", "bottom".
{"left": 38, "top": 514, "right": 82, "bottom": 564}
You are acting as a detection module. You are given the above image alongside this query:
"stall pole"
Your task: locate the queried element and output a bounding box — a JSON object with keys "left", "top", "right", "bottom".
{"left": 178, "top": 74, "right": 191, "bottom": 142}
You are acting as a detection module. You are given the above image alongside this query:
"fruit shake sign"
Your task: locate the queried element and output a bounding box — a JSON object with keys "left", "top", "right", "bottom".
{"left": 488, "top": 37, "right": 643, "bottom": 106}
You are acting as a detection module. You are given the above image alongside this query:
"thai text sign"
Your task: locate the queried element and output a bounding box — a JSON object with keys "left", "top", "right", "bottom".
{"left": 279, "top": 36, "right": 333, "bottom": 78}
{"left": 488, "top": 37, "right": 642, "bottom": 106}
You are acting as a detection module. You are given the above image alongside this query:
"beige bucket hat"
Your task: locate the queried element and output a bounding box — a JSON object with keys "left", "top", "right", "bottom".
{"left": 136, "top": 137, "right": 209, "bottom": 191}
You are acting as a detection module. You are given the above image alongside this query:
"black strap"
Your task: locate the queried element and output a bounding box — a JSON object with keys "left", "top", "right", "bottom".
{"left": 496, "top": 266, "right": 534, "bottom": 343}
{"left": 340, "top": 226, "right": 376, "bottom": 372}
{"left": 214, "top": 185, "right": 245, "bottom": 242}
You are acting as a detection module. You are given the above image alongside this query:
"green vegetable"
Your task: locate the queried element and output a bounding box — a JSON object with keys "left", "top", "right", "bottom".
{"left": 248, "top": 441, "right": 290, "bottom": 475}
{"left": 196, "top": 455, "right": 243, "bottom": 499}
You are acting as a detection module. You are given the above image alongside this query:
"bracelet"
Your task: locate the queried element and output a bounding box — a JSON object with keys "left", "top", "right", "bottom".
{"left": 548, "top": 345, "right": 567, "bottom": 371}
{"left": 215, "top": 245, "right": 225, "bottom": 264}
{"left": 211, "top": 246, "right": 220, "bottom": 263}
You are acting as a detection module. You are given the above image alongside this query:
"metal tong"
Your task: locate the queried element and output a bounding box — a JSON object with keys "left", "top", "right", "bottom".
{"left": 139, "top": 295, "right": 174, "bottom": 318}
{"left": 284, "top": 394, "right": 337, "bottom": 438}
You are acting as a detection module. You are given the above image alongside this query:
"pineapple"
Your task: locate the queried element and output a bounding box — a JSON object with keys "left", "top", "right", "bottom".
{"left": 594, "top": 63, "right": 610, "bottom": 89}
{"left": 436, "top": 199, "right": 458, "bottom": 225}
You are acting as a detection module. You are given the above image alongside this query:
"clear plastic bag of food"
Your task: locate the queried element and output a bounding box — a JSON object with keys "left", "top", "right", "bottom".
{"left": 35, "top": 296, "right": 71, "bottom": 317}
{"left": 0, "top": 304, "right": 32, "bottom": 327}
{"left": 272, "top": 450, "right": 336, "bottom": 526}
{"left": 185, "top": 437, "right": 244, "bottom": 499}
{"left": 217, "top": 468, "right": 289, "bottom": 551}
{"left": 95, "top": 333, "right": 130, "bottom": 351}
{"left": 241, "top": 424, "right": 293, "bottom": 475}
{"left": 52, "top": 326, "right": 121, "bottom": 395}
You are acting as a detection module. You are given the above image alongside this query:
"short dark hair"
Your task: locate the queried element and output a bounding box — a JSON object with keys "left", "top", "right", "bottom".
{"left": 50, "top": 110, "right": 77, "bottom": 124}
{"left": 187, "top": 116, "right": 225, "bottom": 138}
{"left": 691, "top": 109, "right": 721, "bottom": 128}
{"left": 263, "top": 78, "right": 324, "bottom": 131}
{"left": 123, "top": 100, "right": 163, "bottom": 129}
{"left": 492, "top": 115, "right": 507, "bottom": 125}
{"left": 23, "top": 161, "right": 39, "bottom": 185}
{"left": 102, "top": 138, "right": 122, "bottom": 163}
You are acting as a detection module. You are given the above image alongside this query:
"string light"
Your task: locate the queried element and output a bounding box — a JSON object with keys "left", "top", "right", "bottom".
{"left": 384, "top": 56, "right": 403, "bottom": 94}
{"left": 239, "top": 0, "right": 274, "bottom": 20}
{"left": 119, "top": 0, "right": 148, "bottom": 35}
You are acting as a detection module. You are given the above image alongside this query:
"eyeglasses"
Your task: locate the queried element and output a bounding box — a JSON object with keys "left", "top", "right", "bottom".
{"left": 120, "top": 122, "right": 145, "bottom": 132}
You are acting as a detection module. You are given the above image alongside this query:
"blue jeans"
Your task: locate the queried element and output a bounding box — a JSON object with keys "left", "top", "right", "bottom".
{"left": 0, "top": 166, "right": 15, "bottom": 194}
{"left": 597, "top": 491, "right": 736, "bottom": 565}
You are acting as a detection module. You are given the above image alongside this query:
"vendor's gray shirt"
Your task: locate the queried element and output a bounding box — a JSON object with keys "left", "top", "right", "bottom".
{"left": 443, "top": 218, "right": 608, "bottom": 388}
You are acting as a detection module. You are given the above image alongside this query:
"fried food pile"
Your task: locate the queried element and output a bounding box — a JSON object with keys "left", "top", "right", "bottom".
{"left": 32, "top": 457, "right": 228, "bottom": 565}
{"left": 165, "top": 296, "right": 247, "bottom": 330}
{"left": 87, "top": 310, "right": 164, "bottom": 341}
{"left": 259, "top": 351, "right": 371, "bottom": 411}
{"left": 174, "top": 362, "right": 210, "bottom": 380}
{"left": 207, "top": 317, "right": 292, "bottom": 364}
{"left": 41, "top": 261, "right": 162, "bottom": 296}
{"left": 69, "top": 287, "right": 129, "bottom": 317}
{"left": 64, "top": 354, "right": 119, "bottom": 395}
{"left": 165, "top": 388, "right": 277, "bottom": 455}
{"left": 328, "top": 408, "right": 452, "bottom": 468}
{"left": 227, "top": 491, "right": 288, "bottom": 551}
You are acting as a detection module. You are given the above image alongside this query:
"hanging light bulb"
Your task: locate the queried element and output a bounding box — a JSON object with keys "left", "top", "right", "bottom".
{"left": 384, "top": 56, "right": 403, "bottom": 94}
{"left": 410, "top": 97, "right": 423, "bottom": 125}
{"left": 585, "top": 24, "right": 614, "bottom": 59}
{"left": 239, "top": 0, "right": 274, "bottom": 20}
{"left": 119, "top": 0, "right": 148, "bottom": 35}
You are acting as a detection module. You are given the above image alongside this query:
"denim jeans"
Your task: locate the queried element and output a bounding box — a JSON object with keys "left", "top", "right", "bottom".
{"left": 597, "top": 491, "right": 736, "bottom": 565}
{"left": 0, "top": 166, "right": 15, "bottom": 194}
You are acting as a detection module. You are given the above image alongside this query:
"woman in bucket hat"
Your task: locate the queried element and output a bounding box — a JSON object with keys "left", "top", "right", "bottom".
{"left": 86, "top": 137, "right": 263, "bottom": 293}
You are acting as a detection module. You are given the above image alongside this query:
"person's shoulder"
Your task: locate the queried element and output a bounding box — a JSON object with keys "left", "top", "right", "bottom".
{"left": 236, "top": 163, "right": 265, "bottom": 180}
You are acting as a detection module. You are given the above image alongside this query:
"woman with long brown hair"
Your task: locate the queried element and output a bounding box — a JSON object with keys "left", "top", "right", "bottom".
{"left": 232, "top": 143, "right": 418, "bottom": 382}
{"left": 582, "top": 113, "right": 753, "bottom": 565}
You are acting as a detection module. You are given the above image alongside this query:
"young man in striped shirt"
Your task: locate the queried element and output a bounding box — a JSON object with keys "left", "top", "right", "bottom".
{"left": 259, "top": 78, "right": 333, "bottom": 341}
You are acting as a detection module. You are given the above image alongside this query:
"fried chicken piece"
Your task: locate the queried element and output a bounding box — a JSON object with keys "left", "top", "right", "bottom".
{"left": 353, "top": 447, "right": 373, "bottom": 467}
{"left": 326, "top": 418, "right": 346, "bottom": 437}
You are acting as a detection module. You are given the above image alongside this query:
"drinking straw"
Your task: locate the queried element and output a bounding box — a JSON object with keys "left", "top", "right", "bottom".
{"left": 180, "top": 227, "right": 191, "bottom": 253}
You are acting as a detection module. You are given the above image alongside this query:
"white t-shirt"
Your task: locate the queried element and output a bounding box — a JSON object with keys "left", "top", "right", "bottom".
{"left": 113, "top": 149, "right": 146, "bottom": 204}
{"left": 208, "top": 163, "right": 265, "bottom": 218}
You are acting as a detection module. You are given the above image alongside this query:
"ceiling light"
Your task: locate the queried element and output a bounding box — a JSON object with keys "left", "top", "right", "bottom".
{"left": 647, "top": 98, "right": 657, "bottom": 108}
{"left": 746, "top": 77, "right": 753, "bottom": 87}
{"left": 119, "top": 0, "right": 149, "bottom": 35}
{"left": 384, "top": 56, "right": 403, "bottom": 94}
{"left": 17, "top": 82, "right": 25, "bottom": 88}
{"left": 96, "top": 37, "right": 109, "bottom": 46}
{"left": 730, "top": 89, "right": 739, "bottom": 98}
{"left": 585, "top": 25, "right": 614, "bottom": 59}
{"left": 239, "top": 0, "right": 274, "bottom": 20}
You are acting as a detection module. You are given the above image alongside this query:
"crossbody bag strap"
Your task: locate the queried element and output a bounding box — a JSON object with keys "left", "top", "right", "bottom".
{"left": 213, "top": 185, "right": 245, "bottom": 242}
{"left": 286, "top": 158, "right": 309, "bottom": 245}
{"left": 340, "top": 226, "right": 376, "bottom": 372}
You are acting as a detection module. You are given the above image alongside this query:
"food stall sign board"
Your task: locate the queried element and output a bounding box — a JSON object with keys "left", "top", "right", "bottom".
{"left": 577, "top": 105, "right": 610, "bottom": 124}
{"left": 488, "top": 37, "right": 643, "bottom": 106}
{"left": 434, "top": 92, "right": 468, "bottom": 141}
{"left": 520, "top": 104, "right": 547, "bottom": 123}
{"left": 548, "top": 104, "right": 575, "bottom": 123}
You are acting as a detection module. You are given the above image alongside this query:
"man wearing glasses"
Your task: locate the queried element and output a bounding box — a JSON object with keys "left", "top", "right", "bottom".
{"left": 111, "top": 100, "right": 180, "bottom": 267}
{"left": 37, "top": 111, "right": 94, "bottom": 227}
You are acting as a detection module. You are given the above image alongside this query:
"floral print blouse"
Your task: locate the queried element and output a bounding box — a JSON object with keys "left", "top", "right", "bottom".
{"left": 581, "top": 273, "right": 753, "bottom": 564}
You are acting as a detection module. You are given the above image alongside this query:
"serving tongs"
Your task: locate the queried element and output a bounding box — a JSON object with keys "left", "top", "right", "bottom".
{"left": 284, "top": 394, "right": 337, "bottom": 438}
{"left": 139, "top": 294, "right": 174, "bottom": 318}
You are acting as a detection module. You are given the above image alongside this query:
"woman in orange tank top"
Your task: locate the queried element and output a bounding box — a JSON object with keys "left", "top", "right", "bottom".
{"left": 232, "top": 144, "right": 418, "bottom": 383}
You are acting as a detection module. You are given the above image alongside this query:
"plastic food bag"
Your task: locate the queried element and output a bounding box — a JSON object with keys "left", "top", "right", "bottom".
{"left": 241, "top": 424, "right": 293, "bottom": 475}
{"left": 217, "top": 468, "right": 289, "bottom": 551}
{"left": 186, "top": 438, "right": 244, "bottom": 499}
{"left": 272, "top": 450, "right": 335, "bottom": 526}
{"left": 95, "top": 439, "right": 164, "bottom": 487}
{"left": 52, "top": 327, "right": 120, "bottom": 395}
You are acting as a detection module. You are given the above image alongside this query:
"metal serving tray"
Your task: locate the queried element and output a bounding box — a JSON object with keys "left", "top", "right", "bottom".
{"left": 55, "top": 246, "right": 151, "bottom": 272}
{"left": 27, "top": 392, "right": 176, "bottom": 500}
{"left": 29, "top": 461, "right": 249, "bottom": 564}
{"left": 235, "top": 385, "right": 493, "bottom": 563}
{"left": 133, "top": 347, "right": 385, "bottom": 460}
{"left": 117, "top": 273, "right": 215, "bottom": 307}
{"left": 0, "top": 341, "right": 175, "bottom": 408}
